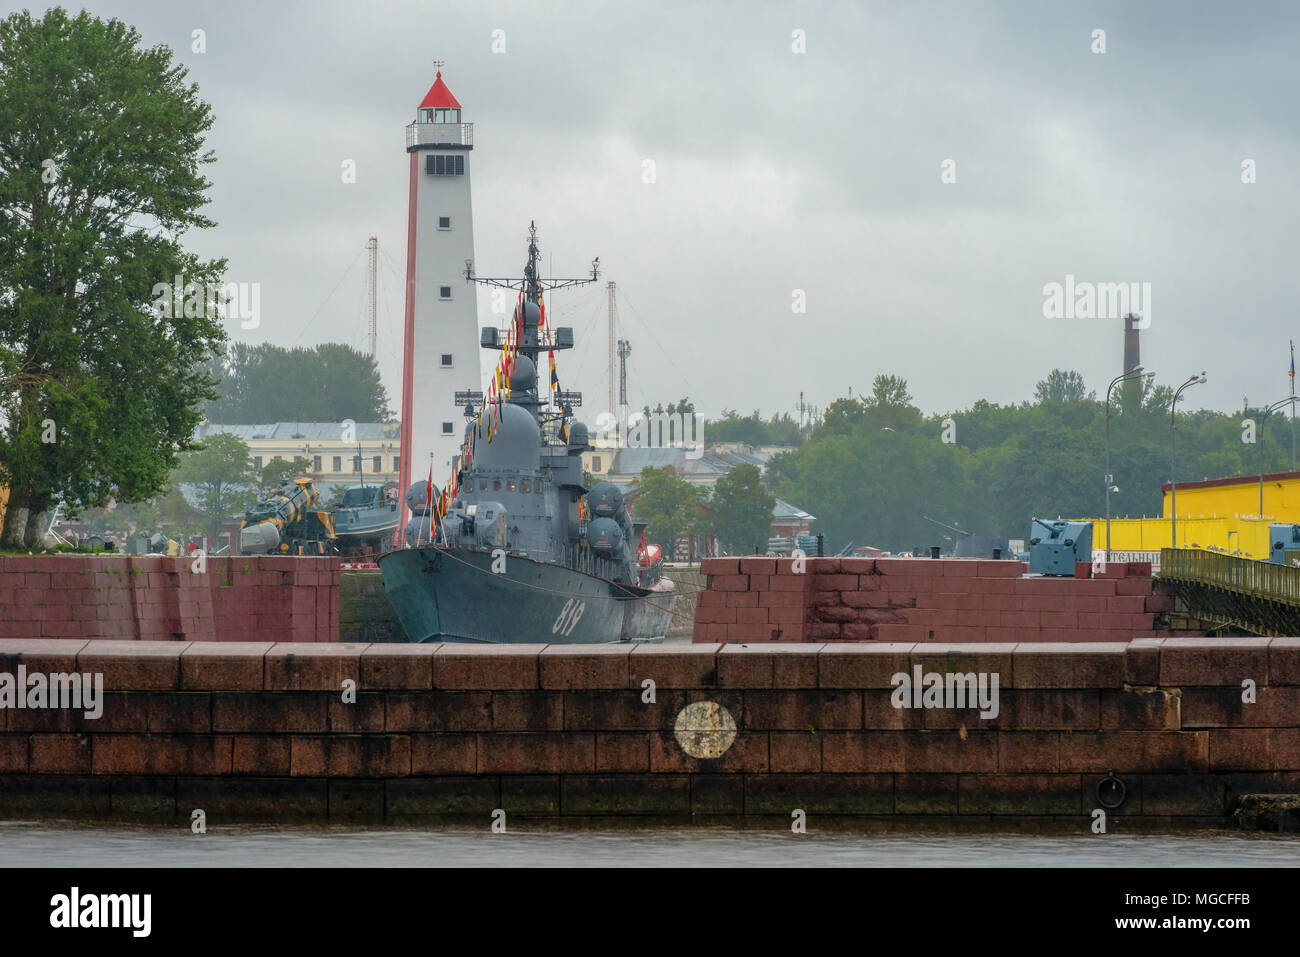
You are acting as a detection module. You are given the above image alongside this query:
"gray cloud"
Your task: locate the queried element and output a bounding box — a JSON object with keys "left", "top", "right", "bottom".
{"left": 43, "top": 0, "right": 1300, "bottom": 421}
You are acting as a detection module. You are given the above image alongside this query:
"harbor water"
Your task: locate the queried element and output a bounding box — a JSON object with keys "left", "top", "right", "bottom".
{"left": 1, "top": 822, "right": 1295, "bottom": 867}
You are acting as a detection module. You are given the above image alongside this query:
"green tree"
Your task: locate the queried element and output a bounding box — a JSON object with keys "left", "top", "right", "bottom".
{"left": 260, "top": 455, "right": 312, "bottom": 488}
{"left": 627, "top": 465, "right": 707, "bottom": 556}
{"left": 204, "top": 342, "right": 391, "bottom": 423}
{"left": 711, "top": 463, "right": 775, "bottom": 554}
{"left": 1034, "top": 369, "right": 1093, "bottom": 404}
{"left": 867, "top": 374, "right": 913, "bottom": 409}
{"left": 173, "top": 432, "right": 258, "bottom": 546}
{"left": 0, "top": 8, "right": 225, "bottom": 547}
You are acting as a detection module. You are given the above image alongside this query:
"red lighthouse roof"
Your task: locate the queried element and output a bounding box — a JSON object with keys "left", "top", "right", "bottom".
{"left": 419, "top": 71, "right": 461, "bottom": 109}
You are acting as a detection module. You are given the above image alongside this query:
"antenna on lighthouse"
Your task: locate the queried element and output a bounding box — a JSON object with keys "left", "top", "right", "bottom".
{"left": 366, "top": 236, "right": 378, "bottom": 359}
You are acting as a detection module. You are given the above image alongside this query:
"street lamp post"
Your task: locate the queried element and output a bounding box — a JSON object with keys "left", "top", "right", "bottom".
{"left": 1170, "top": 372, "right": 1208, "bottom": 549}
{"left": 1258, "top": 396, "right": 1297, "bottom": 517}
{"left": 1105, "top": 367, "right": 1148, "bottom": 562}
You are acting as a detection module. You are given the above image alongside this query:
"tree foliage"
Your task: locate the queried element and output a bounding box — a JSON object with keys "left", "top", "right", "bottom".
{"left": 203, "top": 342, "right": 392, "bottom": 423}
{"left": 711, "top": 462, "right": 775, "bottom": 553}
{"left": 0, "top": 8, "right": 226, "bottom": 546}
{"left": 627, "top": 465, "right": 707, "bottom": 553}
{"left": 767, "top": 371, "right": 1288, "bottom": 554}
{"left": 172, "top": 432, "right": 258, "bottom": 545}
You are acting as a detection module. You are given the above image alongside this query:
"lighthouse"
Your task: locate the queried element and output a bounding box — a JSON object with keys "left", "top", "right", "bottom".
{"left": 397, "top": 66, "right": 480, "bottom": 526}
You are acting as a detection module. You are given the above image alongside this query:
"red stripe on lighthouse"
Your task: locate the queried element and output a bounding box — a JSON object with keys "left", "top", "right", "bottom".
{"left": 396, "top": 150, "right": 419, "bottom": 544}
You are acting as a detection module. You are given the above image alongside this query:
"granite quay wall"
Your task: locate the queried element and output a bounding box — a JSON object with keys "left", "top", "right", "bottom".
{"left": 0, "top": 556, "right": 339, "bottom": 643}
{"left": 693, "top": 557, "right": 1195, "bottom": 644}
{"left": 339, "top": 570, "right": 404, "bottom": 643}
{"left": 0, "top": 638, "right": 1295, "bottom": 824}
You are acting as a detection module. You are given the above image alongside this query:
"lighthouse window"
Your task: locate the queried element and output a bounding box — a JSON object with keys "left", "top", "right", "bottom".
{"left": 440, "top": 353, "right": 453, "bottom": 367}
{"left": 439, "top": 286, "right": 452, "bottom": 299}
{"left": 438, "top": 217, "right": 451, "bottom": 229}
{"left": 425, "top": 154, "right": 465, "bottom": 176}
{"left": 442, "top": 421, "right": 454, "bottom": 434}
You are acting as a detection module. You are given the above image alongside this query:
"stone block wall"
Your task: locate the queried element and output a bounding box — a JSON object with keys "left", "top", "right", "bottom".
{"left": 693, "top": 557, "right": 1192, "bottom": 643}
{"left": 0, "top": 556, "right": 339, "bottom": 643}
{"left": 0, "top": 637, "right": 1292, "bottom": 823}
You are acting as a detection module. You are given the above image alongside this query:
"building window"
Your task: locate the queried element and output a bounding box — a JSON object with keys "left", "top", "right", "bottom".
{"left": 438, "top": 216, "right": 451, "bottom": 229}
{"left": 313, "top": 455, "right": 321, "bottom": 472}
{"left": 521, "top": 478, "right": 531, "bottom": 493}
{"left": 352, "top": 455, "right": 362, "bottom": 473}
{"left": 439, "top": 286, "right": 452, "bottom": 300}
{"left": 425, "top": 154, "right": 465, "bottom": 176}
{"left": 592, "top": 456, "right": 602, "bottom": 472}
{"left": 442, "top": 421, "right": 454, "bottom": 434}
{"left": 333, "top": 456, "right": 342, "bottom": 472}
{"left": 372, "top": 456, "right": 382, "bottom": 473}
{"left": 253, "top": 456, "right": 263, "bottom": 470}
{"left": 493, "top": 479, "right": 501, "bottom": 491}
{"left": 440, "top": 353, "right": 453, "bottom": 367}
{"left": 393, "top": 456, "right": 400, "bottom": 472}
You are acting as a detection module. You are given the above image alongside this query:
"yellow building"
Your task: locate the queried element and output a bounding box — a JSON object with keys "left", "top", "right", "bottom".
{"left": 1083, "top": 469, "right": 1300, "bottom": 560}
{"left": 197, "top": 422, "right": 402, "bottom": 491}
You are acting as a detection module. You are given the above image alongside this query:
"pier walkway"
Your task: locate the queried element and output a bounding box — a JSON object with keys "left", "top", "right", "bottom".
{"left": 1159, "top": 548, "right": 1300, "bottom": 636}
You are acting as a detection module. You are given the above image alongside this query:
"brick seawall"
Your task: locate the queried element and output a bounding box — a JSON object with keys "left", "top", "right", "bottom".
{"left": 693, "top": 557, "right": 1194, "bottom": 643}
{"left": 0, "top": 556, "right": 339, "bottom": 643}
{"left": 1, "top": 638, "right": 1295, "bottom": 824}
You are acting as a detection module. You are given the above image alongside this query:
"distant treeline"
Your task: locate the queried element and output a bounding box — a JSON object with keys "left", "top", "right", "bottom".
{"left": 755, "top": 372, "right": 1295, "bottom": 553}
{"left": 203, "top": 343, "right": 392, "bottom": 424}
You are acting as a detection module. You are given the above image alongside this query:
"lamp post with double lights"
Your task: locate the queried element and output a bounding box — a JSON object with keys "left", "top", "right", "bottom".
{"left": 1104, "top": 367, "right": 1150, "bottom": 563}
{"left": 1170, "top": 372, "right": 1208, "bottom": 549}
{"left": 1257, "top": 396, "right": 1298, "bottom": 518}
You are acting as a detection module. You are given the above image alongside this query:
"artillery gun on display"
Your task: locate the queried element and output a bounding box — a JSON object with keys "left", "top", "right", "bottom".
{"left": 239, "top": 478, "right": 337, "bottom": 555}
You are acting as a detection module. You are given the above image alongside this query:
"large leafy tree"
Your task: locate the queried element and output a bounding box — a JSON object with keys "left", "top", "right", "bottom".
{"left": 260, "top": 455, "right": 313, "bottom": 488}
{"left": 0, "top": 8, "right": 225, "bottom": 547}
{"left": 204, "top": 342, "right": 392, "bottom": 423}
{"left": 627, "top": 465, "right": 707, "bottom": 556}
{"left": 173, "top": 432, "right": 258, "bottom": 546}
{"left": 711, "top": 462, "right": 775, "bottom": 554}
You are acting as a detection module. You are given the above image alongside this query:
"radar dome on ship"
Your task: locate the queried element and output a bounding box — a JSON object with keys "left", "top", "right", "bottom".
{"left": 586, "top": 517, "right": 624, "bottom": 554}
{"left": 586, "top": 482, "right": 626, "bottom": 521}
{"left": 474, "top": 402, "right": 540, "bottom": 469}
{"left": 568, "top": 421, "right": 591, "bottom": 449}
{"left": 406, "top": 480, "right": 440, "bottom": 515}
{"left": 510, "top": 354, "right": 537, "bottom": 391}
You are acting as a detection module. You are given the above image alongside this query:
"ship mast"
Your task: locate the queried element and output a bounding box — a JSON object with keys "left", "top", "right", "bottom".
{"left": 460, "top": 221, "right": 599, "bottom": 431}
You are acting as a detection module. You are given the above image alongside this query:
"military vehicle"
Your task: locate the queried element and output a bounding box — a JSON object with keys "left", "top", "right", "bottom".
{"left": 240, "top": 478, "right": 336, "bottom": 555}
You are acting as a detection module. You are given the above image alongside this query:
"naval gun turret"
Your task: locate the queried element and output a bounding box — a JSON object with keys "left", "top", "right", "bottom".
{"left": 240, "top": 478, "right": 337, "bottom": 555}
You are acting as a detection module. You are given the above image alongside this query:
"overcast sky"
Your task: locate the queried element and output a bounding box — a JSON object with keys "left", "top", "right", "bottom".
{"left": 33, "top": 0, "right": 1300, "bottom": 423}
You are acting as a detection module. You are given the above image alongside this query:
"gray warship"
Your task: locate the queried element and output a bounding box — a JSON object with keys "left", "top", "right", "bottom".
{"left": 377, "top": 223, "right": 677, "bottom": 643}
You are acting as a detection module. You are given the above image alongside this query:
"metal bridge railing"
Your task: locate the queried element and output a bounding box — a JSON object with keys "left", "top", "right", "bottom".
{"left": 1160, "top": 547, "right": 1300, "bottom": 606}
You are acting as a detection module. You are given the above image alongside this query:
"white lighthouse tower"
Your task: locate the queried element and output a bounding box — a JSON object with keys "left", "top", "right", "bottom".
{"left": 397, "top": 66, "right": 480, "bottom": 528}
